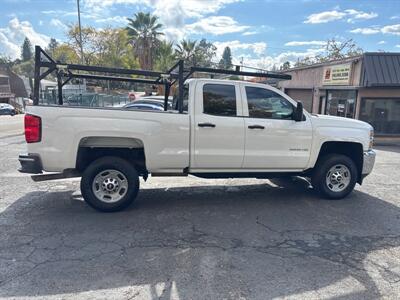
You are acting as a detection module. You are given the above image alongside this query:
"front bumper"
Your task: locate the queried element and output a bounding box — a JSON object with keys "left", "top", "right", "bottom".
{"left": 362, "top": 150, "right": 376, "bottom": 175}
{"left": 18, "top": 154, "right": 43, "bottom": 174}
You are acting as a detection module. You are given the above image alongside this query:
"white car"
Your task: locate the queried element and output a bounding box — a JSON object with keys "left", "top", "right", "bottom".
{"left": 19, "top": 78, "right": 375, "bottom": 212}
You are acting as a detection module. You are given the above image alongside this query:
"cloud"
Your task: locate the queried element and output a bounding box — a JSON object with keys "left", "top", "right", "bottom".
{"left": 186, "top": 16, "right": 249, "bottom": 35}
{"left": 350, "top": 27, "right": 380, "bottom": 35}
{"left": 381, "top": 24, "right": 400, "bottom": 35}
{"left": 304, "top": 9, "right": 377, "bottom": 24}
{"left": 41, "top": 10, "right": 77, "bottom": 17}
{"left": 212, "top": 40, "right": 326, "bottom": 70}
{"left": 0, "top": 17, "right": 50, "bottom": 59}
{"left": 95, "top": 15, "right": 128, "bottom": 25}
{"left": 345, "top": 9, "right": 378, "bottom": 23}
{"left": 214, "top": 40, "right": 267, "bottom": 58}
{"left": 396, "top": 45, "right": 400, "bottom": 48}
{"left": 284, "top": 40, "right": 326, "bottom": 46}
{"left": 377, "top": 40, "right": 386, "bottom": 45}
{"left": 304, "top": 10, "right": 346, "bottom": 24}
{"left": 350, "top": 24, "right": 400, "bottom": 35}
{"left": 212, "top": 39, "right": 326, "bottom": 70}
{"left": 231, "top": 48, "right": 325, "bottom": 70}
{"left": 50, "top": 18, "right": 68, "bottom": 31}
{"left": 83, "top": 0, "right": 241, "bottom": 18}
{"left": 242, "top": 31, "right": 258, "bottom": 36}
{"left": 82, "top": 0, "right": 244, "bottom": 41}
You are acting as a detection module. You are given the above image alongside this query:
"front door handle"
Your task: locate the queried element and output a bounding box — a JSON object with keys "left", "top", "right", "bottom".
{"left": 248, "top": 125, "right": 265, "bottom": 129}
{"left": 198, "top": 122, "right": 216, "bottom": 128}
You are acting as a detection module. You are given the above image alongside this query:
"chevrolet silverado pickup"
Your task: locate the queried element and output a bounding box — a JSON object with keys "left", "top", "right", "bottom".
{"left": 18, "top": 47, "right": 376, "bottom": 212}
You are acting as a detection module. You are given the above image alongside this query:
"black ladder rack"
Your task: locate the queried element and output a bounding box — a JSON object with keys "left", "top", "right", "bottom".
{"left": 33, "top": 46, "right": 291, "bottom": 113}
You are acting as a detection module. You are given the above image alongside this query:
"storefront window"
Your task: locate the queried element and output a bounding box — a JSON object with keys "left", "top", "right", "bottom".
{"left": 360, "top": 98, "right": 400, "bottom": 135}
{"left": 326, "top": 90, "right": 356, "bottom": 118}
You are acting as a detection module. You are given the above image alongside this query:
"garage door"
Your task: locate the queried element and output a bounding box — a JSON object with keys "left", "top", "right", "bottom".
{"left": 285, "top": 89, "right": 313, "bottom": 112}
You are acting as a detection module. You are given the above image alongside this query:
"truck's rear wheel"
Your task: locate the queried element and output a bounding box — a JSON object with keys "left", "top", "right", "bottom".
{"left": 312, "top": 154, "right": 357, "bottom": 199}
{"left": 80, "top": 156, "right": 139, "bottom": 212}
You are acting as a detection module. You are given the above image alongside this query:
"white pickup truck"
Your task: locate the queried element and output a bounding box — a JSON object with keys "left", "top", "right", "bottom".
{"left": 18, "top": 48, "right": 375, "bottom": 212}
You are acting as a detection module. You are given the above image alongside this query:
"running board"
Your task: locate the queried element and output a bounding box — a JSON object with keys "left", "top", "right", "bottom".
{"left": 31, "top": 170, "right": 81, "bottom": 182}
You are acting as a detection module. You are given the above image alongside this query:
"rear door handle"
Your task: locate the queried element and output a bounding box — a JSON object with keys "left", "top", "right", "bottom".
{"left": 198, "top": 122, "right": 216, "bottom": 128}
{"left": 248, "top": 125, "right": 265, "bottom": 129}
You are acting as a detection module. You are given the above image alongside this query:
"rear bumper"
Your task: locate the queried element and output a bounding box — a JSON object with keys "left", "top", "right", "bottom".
{"left": 18, "top": 154, "right": 43, "bottom": 174}
{"left": 362, "top": 150, "right": 376, "bottom": 176}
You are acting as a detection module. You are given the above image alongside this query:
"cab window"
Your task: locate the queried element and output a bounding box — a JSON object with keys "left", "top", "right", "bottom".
{"left": 203, "top": 84, "right": 236, "bottom": 117}
{"left": 245, "top": 86, "right": 293, "bottom": 119}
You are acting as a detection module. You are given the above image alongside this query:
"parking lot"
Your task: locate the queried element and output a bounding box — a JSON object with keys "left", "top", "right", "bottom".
{"left": 0, "top": 129, "right": 400, "bottom": 299}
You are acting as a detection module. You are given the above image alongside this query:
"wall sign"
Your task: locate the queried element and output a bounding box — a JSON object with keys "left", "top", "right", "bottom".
{"left": 323, "top": 63, "right": 352, "bottom": 85}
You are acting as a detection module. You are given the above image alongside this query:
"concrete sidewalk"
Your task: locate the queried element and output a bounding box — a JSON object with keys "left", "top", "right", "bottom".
{"left": 0, "top": 114, "right": 24, "bottom": 138}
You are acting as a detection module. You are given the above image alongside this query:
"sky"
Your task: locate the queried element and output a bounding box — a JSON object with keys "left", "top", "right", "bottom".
{"left": 0, "top": 0, "right": 399, "bottom": 69}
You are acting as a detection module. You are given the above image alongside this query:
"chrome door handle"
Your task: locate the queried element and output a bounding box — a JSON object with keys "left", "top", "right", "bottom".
{"left": 198, "top": 122, "right": 216, "bottom": 128}
{"left": 248, "top": 125, "right": 265, "bottom": 129}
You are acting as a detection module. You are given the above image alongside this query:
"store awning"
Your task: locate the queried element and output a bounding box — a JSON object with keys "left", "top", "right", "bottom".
{"left": 361, "top": 52, "right": 400, "bottom": 87}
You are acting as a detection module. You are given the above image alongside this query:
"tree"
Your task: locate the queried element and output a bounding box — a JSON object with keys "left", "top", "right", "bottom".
{"left": 294, "top": 38, "right": 363, "bottom": 67}
{"left": 95, "top": 28, "right": 138, "bottom": 69}
{"left": 218, "top": 46, "right": 233, "bottom": 69}
{"left": 154, "top": 40, "right": 176, "bottom": 72}
{"left": 280, "top": 61, "right": 291, "bottom": 70}
{"left": 52, "top": 44, "right": 80, "bottom": 64}
{"left": 0, "top": 56, "right": 12, "bottom": 66}
{"left": 195, "top": 39, "right": 217, "bottom": 68}
{"left": 21, "top": 37, "right": 33, "bottom": 61}
{"left": 46, "top": 38, "right": 59, "bottom": 57}
{"left": 67, "top": 25, "right": 98, "bottom": 65}
{"left": 175, "top": 39, "right": 216, "bottom": 68}
{"left": 322, "top": 38, "right": 363, "bottom": 61}
{"left": 126, "top": 12, "right": 163, "bottom": 70}
{"left": 175, "top": 39, "right": 197, "bottom": 64}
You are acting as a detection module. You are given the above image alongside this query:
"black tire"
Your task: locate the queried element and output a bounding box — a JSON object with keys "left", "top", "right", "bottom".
{"left": 312, "top": 154, "right": 358, "bottom": 199}
{"left": 80, "top": 156, "right": 139, "bottom": 212}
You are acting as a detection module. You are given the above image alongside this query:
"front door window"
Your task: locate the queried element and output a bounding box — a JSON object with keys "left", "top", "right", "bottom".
{"left": 326, "top": 90, "right": 356, "bottom": 118}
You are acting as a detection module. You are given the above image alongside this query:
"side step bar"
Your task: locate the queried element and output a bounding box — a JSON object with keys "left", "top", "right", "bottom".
{"left": 31, "top": 170, "right": 81, "bottom": 182}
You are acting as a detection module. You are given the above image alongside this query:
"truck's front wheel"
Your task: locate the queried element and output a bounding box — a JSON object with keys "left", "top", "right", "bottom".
{"left": 312, "top": 154, "right": 357, "bottom": 199}
{"left": 80, "top": 156, "right": 139, "bottom": 212}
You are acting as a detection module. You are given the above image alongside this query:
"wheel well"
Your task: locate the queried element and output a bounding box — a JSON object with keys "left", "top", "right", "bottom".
{"left": 316, "top": 141, "right": 363, "bottom": 183}
{"left": 76, "top": 147, "right": 147, "bottom": 176}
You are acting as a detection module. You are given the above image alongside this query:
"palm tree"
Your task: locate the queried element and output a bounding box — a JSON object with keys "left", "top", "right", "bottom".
{"left": 155, "top": 40, "right": 176, "bottom": 72}
{"left": 175, "top": 39, "right": 198, "bottom": 66}
{"left": 126, "top": 12, "right": 163, "bottom": 70}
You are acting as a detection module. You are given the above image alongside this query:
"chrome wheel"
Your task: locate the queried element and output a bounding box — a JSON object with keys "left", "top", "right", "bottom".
{"left": 325, "top": 164, "right": 351, "bottom": 192}
{"left": 92, "top": 169, "right": 128, "bottom": 203}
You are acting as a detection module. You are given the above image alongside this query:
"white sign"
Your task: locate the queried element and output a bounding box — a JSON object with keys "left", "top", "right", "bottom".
{"left": 323, "top": 63, "right": 351, "bottom": 85}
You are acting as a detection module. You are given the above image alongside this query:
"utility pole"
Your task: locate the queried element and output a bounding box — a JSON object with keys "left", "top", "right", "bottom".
{"left": 77, "top": 0, "right": 84, "bottom": 65}
{"left": 77, "top": 0, "right": 85, "bottom": 93}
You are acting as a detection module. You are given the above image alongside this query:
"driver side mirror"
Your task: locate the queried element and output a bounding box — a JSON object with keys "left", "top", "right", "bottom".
{"left": 293, "top": 101, "right": 304, "bottom": 122}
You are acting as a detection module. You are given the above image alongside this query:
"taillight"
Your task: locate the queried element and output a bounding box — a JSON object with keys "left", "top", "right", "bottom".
{"left": 25, "top": 114, "right": 41, "bottom": 143}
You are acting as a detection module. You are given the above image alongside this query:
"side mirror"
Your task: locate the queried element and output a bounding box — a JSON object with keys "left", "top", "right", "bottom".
{"left": 293, "top": 101, "right": 304, "bottom": 122}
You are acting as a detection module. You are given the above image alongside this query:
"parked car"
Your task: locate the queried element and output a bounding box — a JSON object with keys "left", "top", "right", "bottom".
{"left": 122, "top": 96, "right": 173, "bottom": 111}
{"left": 0, "top": 103, "right": 16, "bottom": 116}
{"left": 123, "top": 102, "right": 163, "bottom": 111}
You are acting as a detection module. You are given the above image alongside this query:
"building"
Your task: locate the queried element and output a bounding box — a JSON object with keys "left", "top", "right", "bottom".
{"left": 278, "top": 52, "right": 400, "bottom": 139}
{"left": 0, "top": 74, "right": 13, "bottom": 103}
{"left": 0, "top": 66, "right": 29, "bottom": 110}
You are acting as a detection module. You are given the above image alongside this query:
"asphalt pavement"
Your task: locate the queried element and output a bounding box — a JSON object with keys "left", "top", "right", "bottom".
{"left": 0, "top": 114, "right": 24, "bottom": 138}
{"left": 0, "top": 131, "right": 400, "bottom": 299}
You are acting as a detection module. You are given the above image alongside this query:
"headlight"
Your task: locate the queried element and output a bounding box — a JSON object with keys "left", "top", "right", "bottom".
{"left": 369, "top": 129, "right": 374, "bottom": 150}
